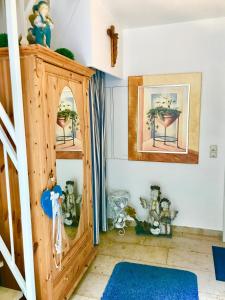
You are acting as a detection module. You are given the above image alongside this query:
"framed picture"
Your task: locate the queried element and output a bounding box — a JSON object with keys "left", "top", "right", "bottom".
{"left": 128, "top": 73, "right": 202, "bottom": 163}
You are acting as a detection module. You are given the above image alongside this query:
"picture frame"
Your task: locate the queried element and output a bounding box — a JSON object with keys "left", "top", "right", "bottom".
{"left": 128, "top": 73, "right": 202, "bottom": 163}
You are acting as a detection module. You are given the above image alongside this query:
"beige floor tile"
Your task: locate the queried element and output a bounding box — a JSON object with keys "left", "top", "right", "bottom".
{"left": 120, "top": 257, "right": 162, "bottom": 267}
{"left": 182, "top": 232, "right": 224, "bottom": 244}
{"left": 144, "top": 235, "right": 222, "bottom": 254}
{"left": 196, "top": 271, "right": 225, "bottom": 296}
{"left": 70, "top": 295, "right": 97, "bottom": 300}
{"left": 173, "top": 226, "right": 222, "bottom": 237}
{"left": 101, "top": 228, "right": 145, "bottom": 245}
{"left": 99, "top": 240, "right": 168, "bottom": 265}
{"left": 199, "top": 292, "right": 219, "bottom": 299}
{"left": 70, "top": 230, "right": 224, "bottom": 300}
{"left": 167, "top": 248, "right": 214, "bottom": 272}
{"left": 75, "top": 272, "right": 108, "bottom": 299}
{"left": 133, "top": 244, "right": 168, "bottom": 264}
{"left": 0, "top": 287, "right": 23, "bottom": 300}
{"left": 89, "top": 254, "right": 123, "bottom": 276}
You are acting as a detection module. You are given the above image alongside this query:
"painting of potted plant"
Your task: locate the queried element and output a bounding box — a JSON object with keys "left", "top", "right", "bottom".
{"left": 128, "top": 73, "right": 202, "bottom": 163}
{"left": 137, "top": 84, "right": 190, "bottom": 154}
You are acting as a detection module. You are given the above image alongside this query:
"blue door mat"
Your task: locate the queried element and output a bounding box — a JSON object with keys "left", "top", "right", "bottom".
{"left": 212, "top": 246, "right": 225, "bottom": 281}
{"left": 102, "top": 262, "right": 199, "bottom": 300}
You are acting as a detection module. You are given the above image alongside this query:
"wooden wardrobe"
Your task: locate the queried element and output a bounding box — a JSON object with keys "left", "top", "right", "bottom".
{"left": 0, "top": 45, "right": 96, "bottom": 300}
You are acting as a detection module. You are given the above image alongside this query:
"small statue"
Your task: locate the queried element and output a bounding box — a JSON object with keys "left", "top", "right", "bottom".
{"left": 28, "top": 1, "right": 54, "bottom": 48}
{"left": 140, "top": 185, "right": 161, "bottom": 224}
{"left": 62, "top": 181, "right": 76, "bottom": 226}
{"left": 139, "top": 185, "right": 178, "bottom": 236}
{"left": 150, "top": 185, "right": 160, "bottom": 215}
{"left": 159, "top": 198, "right": 178, "bottom": 235}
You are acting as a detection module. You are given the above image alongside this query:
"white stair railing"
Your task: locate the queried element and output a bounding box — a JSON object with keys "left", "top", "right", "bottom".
{"left": 0, "top": 0, "right": 36, "bottom": 299}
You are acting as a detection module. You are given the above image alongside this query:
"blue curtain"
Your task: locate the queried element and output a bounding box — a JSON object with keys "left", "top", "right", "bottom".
{"left": 89, "top": 70, "right": 107, "bottom": 245}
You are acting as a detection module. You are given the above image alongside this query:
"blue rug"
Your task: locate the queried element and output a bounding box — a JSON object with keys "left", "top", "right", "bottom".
{"left": 102, "top": 262, "right": 199, "bottom": 300}
{"left": 212, "top": 246, "right": 225, "bottom": 281}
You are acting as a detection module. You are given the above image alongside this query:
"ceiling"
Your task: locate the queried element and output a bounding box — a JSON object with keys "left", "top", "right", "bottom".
{"left": 102, "top": 0, "right": 225, "bottom": 28}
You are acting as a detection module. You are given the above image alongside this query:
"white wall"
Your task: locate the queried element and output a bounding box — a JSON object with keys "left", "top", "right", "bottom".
{"left": 90, "top": 0, "right": 123, "bottom": 77}
{"left": 106, "top": 17, "right": 225, "bottom": 231}
{"left": 0, "top": 0, "right": 6, "bottom": 32}
{"left": 51, "top": 0, "right": 123, "bottom": 77}
{"left": 51, "top": 0, "right": 92, "bottom": 66}
{"left": 56, "top": 160, "right": 83, "bottom": 195}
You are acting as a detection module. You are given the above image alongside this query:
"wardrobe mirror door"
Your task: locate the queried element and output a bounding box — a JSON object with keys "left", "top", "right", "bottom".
{"left": 56, "top": 86, "right": 83, "bottom": 240}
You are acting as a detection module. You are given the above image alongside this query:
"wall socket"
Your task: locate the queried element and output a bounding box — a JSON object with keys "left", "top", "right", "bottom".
{"left": 209, "top": 145, "right": 218, "bottom": 158}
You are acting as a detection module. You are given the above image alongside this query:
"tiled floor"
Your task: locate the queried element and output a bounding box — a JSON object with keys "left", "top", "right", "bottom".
{"left": 71, "top": 228, "right": 225, "bottom": 300}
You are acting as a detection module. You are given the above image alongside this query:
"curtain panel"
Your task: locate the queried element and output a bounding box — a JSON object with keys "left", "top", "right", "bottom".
{"left": 89, "top": 70, "right": 107, "bottom": 245}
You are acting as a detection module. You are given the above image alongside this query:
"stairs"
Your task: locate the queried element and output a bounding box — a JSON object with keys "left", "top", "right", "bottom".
{"left": 0, "top": 286, "right": 23, "bottom": 300}
{"left": 0, "top": 261, "right": 23, "bottom": 300}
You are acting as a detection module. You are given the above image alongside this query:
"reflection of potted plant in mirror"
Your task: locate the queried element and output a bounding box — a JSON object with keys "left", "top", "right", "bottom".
{"left": 146, "top": 95, "right": 181, "bottom": 130}
{"left": 57, "top": 109, "right": 70, "bottom": 126}
{"left": 70, "top": 110, "right": 79, "bottom": 139}
{"left": 57, "top": 103, "right": 80, "bottom": 145}
{"left": 57, "top": 103, "right": 70, "bottom": 125}
{"left": 57, "top": 109, "right": 70, "bottom": 144}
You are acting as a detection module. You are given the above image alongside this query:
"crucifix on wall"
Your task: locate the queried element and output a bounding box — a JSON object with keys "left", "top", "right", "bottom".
{"left": 107, "top": 25, "right": 119, "bottom": 67}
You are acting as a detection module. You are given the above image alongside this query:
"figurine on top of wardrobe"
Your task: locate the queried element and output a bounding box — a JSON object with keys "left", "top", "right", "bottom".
{"left": 28, "top": 1, "right": 54, "bottom": 47}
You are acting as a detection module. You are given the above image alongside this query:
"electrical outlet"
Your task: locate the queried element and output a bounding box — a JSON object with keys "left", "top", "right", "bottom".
{"left": 210, "top": 145, "right": 218, "bottom": 158}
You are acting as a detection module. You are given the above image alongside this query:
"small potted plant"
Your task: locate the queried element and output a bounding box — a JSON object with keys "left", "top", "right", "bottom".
{"left": 55, "top": 48, "right": 75, "bottom": 60}
{"left": 0, "top": 33, "right": 8, "bottom": 48}
{"left": 57, "top": 102, "right": 80, "bottom": 144}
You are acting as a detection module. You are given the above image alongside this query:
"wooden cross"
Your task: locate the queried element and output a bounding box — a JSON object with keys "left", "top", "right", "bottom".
{"left": 107, "top": 25, "right": 119, "bottom": 67}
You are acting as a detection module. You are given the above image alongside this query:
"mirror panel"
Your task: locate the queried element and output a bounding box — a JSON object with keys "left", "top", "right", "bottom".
{"left": 56, "top": 86, "right": 82, "bottom": 153}
{"left": 56, "top": 86, "right": 83, "bottom": 240}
